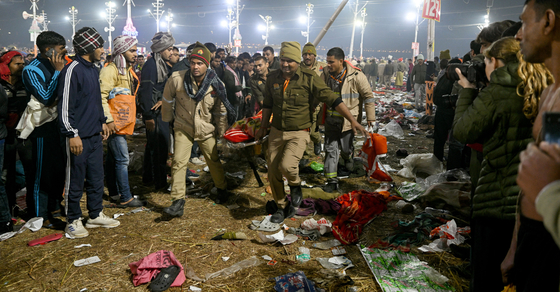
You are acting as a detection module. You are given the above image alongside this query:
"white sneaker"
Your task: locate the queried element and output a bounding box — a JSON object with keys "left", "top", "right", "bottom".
{"left": 65, "top": 219, "right": 89, "bottom": 239}
{"left": 85, "top": 211, "right": 121, "bottom": 228}
{"left": 190, "top": 157, "right": 206, "bottom": 165}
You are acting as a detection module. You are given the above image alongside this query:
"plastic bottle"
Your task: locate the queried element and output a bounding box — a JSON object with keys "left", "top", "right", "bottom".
{"left": 297, "top": 247, "right": 310, "bottom": 262}
{"left": 312, "top": 239, "right": 341, "bottom": 250}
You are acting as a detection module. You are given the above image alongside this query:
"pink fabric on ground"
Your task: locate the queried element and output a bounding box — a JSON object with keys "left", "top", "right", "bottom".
{"left": 129, "top": 250, "right": 186, "bottom": 287}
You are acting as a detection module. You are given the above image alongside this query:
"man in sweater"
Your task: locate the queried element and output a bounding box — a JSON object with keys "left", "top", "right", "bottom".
{"left": 58, "top": 27, "right": 119, "bottom": 238}
{"left": 409, "top": 54, "right": 427, "bottom": 110}
{"left": 161, "top": 42, "right": 236, "bottom": 217}
{"left": 139, "top": 32, "right": 175, "bottom": 190}
{"left": 99, "top": 35, "right": 143, "bottom": 208}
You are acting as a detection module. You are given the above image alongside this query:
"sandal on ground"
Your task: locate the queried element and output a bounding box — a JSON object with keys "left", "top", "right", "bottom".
{"left": 148, "top": 265, "right": 180, "bottom": 292}
{"left": 249, "top": 215, "right": 281, "bottom": 232}
{"left": 117, "top": 198, "right": 145, "bottom": 208}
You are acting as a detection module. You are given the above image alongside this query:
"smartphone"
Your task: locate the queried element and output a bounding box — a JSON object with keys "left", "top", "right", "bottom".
{"left": 45, "top": 48, "right": 56, "bottom": 59}
{"left": 543, "top": 112, "right": 560, "bottom": 144}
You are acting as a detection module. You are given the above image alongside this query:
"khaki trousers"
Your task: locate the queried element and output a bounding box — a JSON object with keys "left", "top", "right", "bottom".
{"left": 267, "top": 126, "right": 310, "bottom": 208}
{"left": 170, "top": 128, "right": 227, "bottom": 201}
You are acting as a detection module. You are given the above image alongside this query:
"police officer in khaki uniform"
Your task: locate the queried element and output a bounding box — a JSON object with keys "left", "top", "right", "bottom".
{"left": 254, "top": 41, "right": 368, "bottom": 223}
{"left": 301, "top": 42, "right": 327, "bottom": 155}
{"left": 249, "top": 56, "right": 269, "bottom": 113}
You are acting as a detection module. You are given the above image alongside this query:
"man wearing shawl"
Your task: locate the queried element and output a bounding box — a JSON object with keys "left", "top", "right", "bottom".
{"left": 99, "top": 35, "right": 143, "bottom": 208}
{"left": 138, "top": 32, "right": 175, "bottom": 191}
{"left": 161, "top": 42, "right": 237, "bottom": 217}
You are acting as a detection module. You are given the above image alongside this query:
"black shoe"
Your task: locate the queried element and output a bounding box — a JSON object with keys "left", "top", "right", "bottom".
{"left": 314, "top": 143, "right": 322, "bottom": 155}
{"left": 163, "top": 199, "right": 184, "bottom": 217}
{"left": 186, "top": 170, "right": 200, "bottom": 179}
{"left": 321, "top": 182, "right": 338, "bottom": 193}
{"left": 290, "top": 185, "right": 303, "bottom": 208}
{"left": 270, "top": 209, "right": 285, "bottom": 223}
{"left": 215, "top": 188, "right": 231, "bottom": 204}
{"left": 283, "top": 202, "right": 296, "bottom": 220}
{"left": 148, "top": 265, "right": 181, "bottom": 292}
{"left": 0, "top": 221, "right": 13, "bottom": 235}
{"left": 118, "top": 198, "right": 145, "bottom": 208}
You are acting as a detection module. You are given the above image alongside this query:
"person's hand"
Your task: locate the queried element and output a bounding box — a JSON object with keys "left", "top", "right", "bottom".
{"left": 455, "top": 68, "right": 476, "bottom": 89}
{"left": 49, "top": 50, "right": 65, "bottom": 72}
{"left": 245, "top": 95, "right": 252, "bottom": 103}
{"left": 151, "top": 101, "right": 162, "bottom": 111}
{"left": 106, "top": 122, "right": 117, "bottom": 135}
{"left": 102, "top": 123, "right": 110, "bottom": 140}
{"left": 352, "top": 121, "right": 368, "bottom": 138}
{"left": 254, "top": 127, "right": 266, "bottom": 142}
{"left": 367, "top": 120, "right": 376, "bottom": 128}
{"left": 145, "top": 119, "right": 155, "bottom": 132}
{"left": 501, "top": 246, "right": 516, "bottom": 284}
{"left": 517, "top": 142, "right": 560, "bottom": 204}
{"left": 69, "top": 136, "right": 83, "bottom": 156}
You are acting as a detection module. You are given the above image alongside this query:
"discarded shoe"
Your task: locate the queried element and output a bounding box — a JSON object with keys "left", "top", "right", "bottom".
{"left": 314, "top": 143, "right": 322, "bottom": 155}
{"left": 163, "top": 199, "right": 185, "bottom": 217}
{"left": 271, "top": 202, "right": 296, "bottom": 223}
{"left": 214, "top": 188, "right": 231, "bottom": 204}
{"left": 148, "top": 265, "right": 181, "bottom": 292}
{"left": 321, "top": 182, "right": 339, "bottom": 193}
{"left": 250, "top": 215, "right": 281, "bottom": 232}
{"left": 85, "top": 212, "right": 121, "bottom": 228}
{"left": 290, "top": 185, "right": 303, "bottom": 208}
{"left": 190, "top": 157, "right": 206, "bottom": 165}
{"left": 118, "top": 198, "right": 145, "bottom": 208}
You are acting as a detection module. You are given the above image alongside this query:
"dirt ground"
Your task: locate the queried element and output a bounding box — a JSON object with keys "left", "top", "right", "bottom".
{"left": 0, "top": 91, "right": 470, "bottom": 292}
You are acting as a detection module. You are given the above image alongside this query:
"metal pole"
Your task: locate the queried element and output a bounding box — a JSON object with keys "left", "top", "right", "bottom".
{"left": 313, "top": 0, "right": 349, "bottom": 46}
{"left": 32, "top": 0, "right": 37, "bottom": 56}
{"left": 306, "top": 4, "right": 310, "bottom": 43}
{"left": 360, "top": 8, "right": 366, "bottom": 59}
{"left": 427, "top": 19, "right": 435, "bottom": 61}
{"left": 166, "top": 8, "right": 173, "bottom": 33}
{"left": 413, "top": 5, "right": 419, "bottom": 60}
{"left": 349, "top": 0, "right": 358, "bottom": 59}
{"left": 236, "top": 0, "right": 239, "bottom": 55}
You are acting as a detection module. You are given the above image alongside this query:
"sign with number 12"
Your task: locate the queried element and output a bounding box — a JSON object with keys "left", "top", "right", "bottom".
{"left": 422, "top": 0, "right": 441, "bottom": 22}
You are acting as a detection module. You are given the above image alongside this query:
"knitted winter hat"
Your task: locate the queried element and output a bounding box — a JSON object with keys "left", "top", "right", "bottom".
{"left": 302, "top": 42, "right": 317, "bottom": 56}
{"left": 189, "top": 42, "right": 211, "bottom": 67}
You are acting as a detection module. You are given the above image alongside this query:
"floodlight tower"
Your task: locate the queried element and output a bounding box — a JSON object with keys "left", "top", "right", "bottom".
{"left": 301, "top": 3, "right": 314, "bottom": 43}
{"left": 68, "top": 6, "right": 80, "bottom": 38}
{"left": 148, "top": 0, "right": 164, "bottom": 32}
{"left": 122, "top": 0, "right": 138, "bottom": 37}
{"left": 40, "top": 10, "right": 50, "bottom": 31}
{"left": 259, "top": 15, "right": 272, "bottom": 45}
{"left": 22, "top": 0, "right": 42, "bottom": 56}
{"left": 104, "top": 1, "right": 118, "bottom": 53}
{"left": 359, "top": 7, "right": 367, "bottom": 59}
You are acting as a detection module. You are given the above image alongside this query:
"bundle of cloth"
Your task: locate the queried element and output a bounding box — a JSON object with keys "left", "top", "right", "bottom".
{"left": 223, "top": 110, "right": 267, "bottom": 143}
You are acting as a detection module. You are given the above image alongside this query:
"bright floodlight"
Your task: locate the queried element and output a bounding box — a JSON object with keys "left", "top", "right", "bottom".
{"left": 65, "top": 16, "right": 70, "bottom": 21}
{"left": 160, "top": 21, "right": 167, "bottom": 28}
{"left": 226, "top": 0, "right": 234, "bottom": 4}
{"left": 299, "top": 16, "right": 307, "bottom": 24}
{"left": 107, "top": 1, "right": 116, "bottom": 7}
{"left": 415, "top": 0, "right": 424, "bottom": 8}
{"left": 100, "top": 12, "right": 106, "bottom": 18}
{"left": 147, "top": 9, "right": 150, "bottom": 13}
{"left": 258, "top": 24, "right": 265, "bottom": 31}
{"left": 270, "top": 25, "right": 275, "bottom": 29}
{"left": 407, "top": 12, "right": 416, "bottom": 21}
{"left": 221, "top": 20, "right": 228, "bottom": 27}
{"left": 172, "top": 23, "right": 177, "bottom": 28}
{"left": 355, "top": 20, "right": 363, "bottom": 27}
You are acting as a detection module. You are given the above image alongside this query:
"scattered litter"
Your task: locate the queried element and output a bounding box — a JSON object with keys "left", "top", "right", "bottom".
{"left": 222, "top": 257, "right": 230, "bottom": 262}
{"left": 260, "top": 193, "right": 266, "bottom": 197}
{"left": 378, "top": 119, "right": 404, "bottom": 139}
{"left": 225, "top": 171, "right": 246, "bottom": 180}
{"left": 397, "top": 153, "right": 443, "bottom": 179}
{"left": 419, "top": 220, "right": 471, "bottom": 253}
{"left": 227, "top": 204, "right": 240, "bottom": 210}
{"left": 262, "top": 255, "right": 273, "bottom": 261}
{"left": 205, "top": 256, "right": 262, "bottom": 281}
{"left": 0, "top": 217, "right": 43, "bottom": 241}
{"left": 331, "top": 246, "right": 347, "bottom": 256}
{"left": 127, "top": 207, "right": 152, "bottom": 215}
{"left": 79, "top": 289, "right": 88, "bottom": 292}
{"left": 74, "top": 244, "right": 92, "bottom": 249}
{"left": 297, "top": 247, "right": 311, "bottom": 263}
{"left": 397, "top": 182, "right": 426, "bottom": 201}
{"left": 313, "top": 239, "right": 341, "bottom": 250}
{"left": 360, "top": 246, "right": 453, "bottom": 291}
{"left": 267, "top": 260, "right": 278, "bottom": 266}
{"left": 211, "top": 232, "right": 247, "bottom": 240}
{"left": 190, "top": 286, "right": 202, "bottom": 292}
{"left": 129, "top": 250, "right": 186, "bottom": 287}
{"left": 28, "top": 233, "right": 63, "bottom": 246}
{"left": 74, "top": 256, "right": 101, "bottom": 267}
{"left": 328, "top": 256, "right": 352, "bottom": 266}
{"left": 258, "top": 230, "right": 298, "bottom": 245}
{"left": 316, "top": 256, "right": 353, "bottom": 270}
{"left": 273, "top": 271, "right": 316, "bottom": 292}
{"left": 301, "top": 218, "right": 332, "bottom": 235}
{"left": 113, "top": 213, "right": 125, "bottom": 219}
{"left": 203, "top": 166, "right": 209, "bottom": 172}
{"left": 381, "top": 164, "right": 397, "bottom": 172}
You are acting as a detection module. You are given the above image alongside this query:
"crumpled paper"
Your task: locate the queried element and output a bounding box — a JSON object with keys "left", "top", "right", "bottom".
{"left": 301, "top": 218, "right": 332, "bottom": 235}
{"left": 419, "top": 220, "right": 470, "bottom": 252}
{"left": 258, "top": 230, "right": 298, "bottom": 245}
{"left": 0, "top": 217, "right": 43, "bottom": 241}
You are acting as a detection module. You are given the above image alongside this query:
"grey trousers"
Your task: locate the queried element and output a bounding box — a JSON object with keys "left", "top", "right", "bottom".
{"left": 414, "top": 83, "right": 426, "bottom": 109}
{"left": 324, "top": 115, "right": 354, "bottom": 184}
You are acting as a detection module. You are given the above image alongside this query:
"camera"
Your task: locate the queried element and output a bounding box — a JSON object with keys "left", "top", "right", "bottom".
{"left": 446, "top": 60, "right": 487, "bottom": 87}
{"left": 441, "top": 94, "right": 459, "bottom": 109}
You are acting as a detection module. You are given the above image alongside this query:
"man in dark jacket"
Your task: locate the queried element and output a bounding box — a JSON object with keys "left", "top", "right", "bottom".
{"left": 433, "top": 59, "right": 460, "bottom": 165}
{"left": 58, "top": 27, "right": 119, "bottom": 239}
{"left": 410, "top": 54, "right": 427, "bottom": 110}
{"left": 21, "top": 31, "right": 67, "bottom": 228}
{"left": 0, "top": 83, "right": 11, "bottom": 235}
{"left": 263, "top": 46, "right": 280, "bottom": 71}
{"left": 138, "top": 32, "right": 175, "bottom": 190}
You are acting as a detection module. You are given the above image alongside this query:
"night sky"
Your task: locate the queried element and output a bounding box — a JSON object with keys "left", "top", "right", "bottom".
{"left": 0, "top": 0, "right": 524, "bottom": 59}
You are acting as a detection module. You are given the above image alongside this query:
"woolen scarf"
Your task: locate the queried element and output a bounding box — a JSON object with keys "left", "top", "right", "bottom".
{"left": 150, "top": 32, "right": 175, "bottom": 83}
{"left": 112, "top": 35, "right": 138, "bottom": 75}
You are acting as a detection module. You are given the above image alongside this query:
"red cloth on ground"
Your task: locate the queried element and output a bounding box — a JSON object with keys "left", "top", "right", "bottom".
{"left": 129, "top": 250, "right": 186, "bottom": 287}
{"left": 332, "top": 190, "right": 388, "bottom": 245}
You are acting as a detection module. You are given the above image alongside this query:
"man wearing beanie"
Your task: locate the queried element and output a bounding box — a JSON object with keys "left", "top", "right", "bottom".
{"left": 58, "top": 27, "right": 119, "bottom": 238}
{"left": 21, "top": 31, "right": 68, "bottom": 228}
{"left": 161, "top": 42, "right": 237, "bottom": 217}
{"left": 99, "top": 35, "right": 143, "bottom": 208}
{"left": 254, "top": 41, "right": 368, "bottom": 223}
{"left": 410, "top": 54, "right": 427, "bottom": 110}
{"left": 138, "top": 32, "right": 175, "bottom": 191}
{"left": 301, "top": 42, "right": 327, "bottom": 155}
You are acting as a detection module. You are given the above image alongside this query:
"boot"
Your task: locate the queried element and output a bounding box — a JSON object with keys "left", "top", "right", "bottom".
{"left": 163, "top": 199, "right": 185, "bottom": 217}
{"left": 270, "top": 202, "right": 296, "bottom": 223}
{"left": 314, "top": 143, "right": 322, "bottom": 155}
{"left": 322, "top": 182, "right": 338, "bottom": 193}
{"left": 215, "top": 188, "right": 231, "bottom": 204}
{"left": 290, "top": 185, "right": 303, "bottom": 208}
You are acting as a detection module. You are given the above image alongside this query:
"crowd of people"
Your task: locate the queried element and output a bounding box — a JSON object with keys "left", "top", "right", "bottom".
{"left": 1, "top": 0, "right": 560, "bottom": 290}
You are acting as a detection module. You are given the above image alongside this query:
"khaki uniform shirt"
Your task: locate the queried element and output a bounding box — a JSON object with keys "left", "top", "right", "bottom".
{"left": 263, "top": 66, "right": 340, "bottom": 131}
{"left": 250, "top": 72, "right": 267, "bottom": 104}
